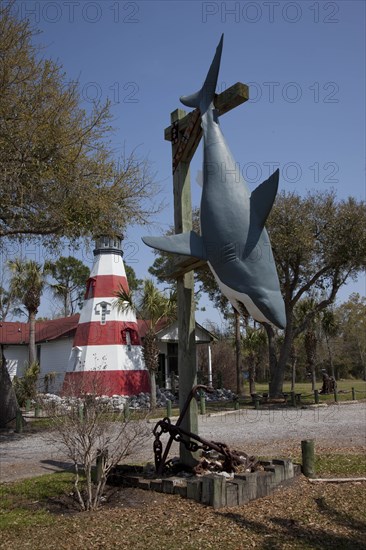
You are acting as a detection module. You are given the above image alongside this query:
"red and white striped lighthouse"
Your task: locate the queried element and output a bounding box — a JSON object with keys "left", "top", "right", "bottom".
{"left": 63, "top": 236, "right": 149, "bottom": 396}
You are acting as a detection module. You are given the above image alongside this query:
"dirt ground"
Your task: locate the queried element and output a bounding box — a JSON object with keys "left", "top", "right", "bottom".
{"left": 1, "top": 401, "right": 365, "bottom": 483}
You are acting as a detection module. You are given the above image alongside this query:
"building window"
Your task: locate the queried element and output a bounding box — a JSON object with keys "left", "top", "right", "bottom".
{"left": 101, "top": 304, "right": 106, "bottom": 324}
{"left": 125, "top": 330, "right": 131, "bottom": 351}
{"left": 85, "top": 278, "right": 96, "bottom": 299}
{"left": 121, "top": 328, "right": 139, "bottom": 346}
{"left": 95, "top": 301, "right": 111, "bottom": 325}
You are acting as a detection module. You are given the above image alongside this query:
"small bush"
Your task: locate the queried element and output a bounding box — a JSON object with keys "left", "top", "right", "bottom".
{"left": 13, "top": 361, "right": 40, "bottom": 406}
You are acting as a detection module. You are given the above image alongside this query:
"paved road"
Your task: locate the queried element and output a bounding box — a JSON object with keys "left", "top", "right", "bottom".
{"left": 1, "top": 402, "right": 365, "bottom": 482}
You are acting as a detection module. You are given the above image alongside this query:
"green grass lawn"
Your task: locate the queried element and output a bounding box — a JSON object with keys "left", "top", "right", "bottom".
{"left": 205, "top": 379, "right": 366, "bottom": 413}
{"left": 249, "top": 378, "right": 366, "bottom": 397}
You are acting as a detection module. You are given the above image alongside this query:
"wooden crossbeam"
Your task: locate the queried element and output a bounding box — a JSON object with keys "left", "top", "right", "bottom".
{"left": 166, "top": 256, "right": 207, "bottom": 279}
{"left": 165, "top": 82, "right": 249, "bottom": 142}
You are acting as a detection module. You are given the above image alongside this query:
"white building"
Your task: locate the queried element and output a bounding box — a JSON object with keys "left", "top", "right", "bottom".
{"left": 0, "top": 316, "right": 215, "bottom": 395}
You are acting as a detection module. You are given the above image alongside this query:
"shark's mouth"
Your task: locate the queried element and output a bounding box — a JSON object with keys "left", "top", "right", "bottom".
{"left": 207, "top": 261, "right": 271, "bottom": 325}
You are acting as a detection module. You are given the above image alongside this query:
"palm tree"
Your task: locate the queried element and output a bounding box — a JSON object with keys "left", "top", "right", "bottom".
{"left": 114, "top": 279, "right": 177, "bottom": 409}
{"left": 8, "top": 259, "right": 49, "bottom": 364}
{"left": 0, "top": 285, "right": 16, "bottom": 320}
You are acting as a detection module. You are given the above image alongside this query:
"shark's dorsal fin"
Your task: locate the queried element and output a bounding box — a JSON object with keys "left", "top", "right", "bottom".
{"left": 250, "top": 169, "right": 279, "bottom": 228}
{"left": 142, "top": 231, "right": 207, "bottom": 260}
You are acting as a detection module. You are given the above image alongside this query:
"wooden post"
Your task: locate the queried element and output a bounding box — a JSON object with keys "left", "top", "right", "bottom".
{"left": 123, "top": 401, "right": 130, "bottom": 422}
{"left": 15, "top": 410, "right": 23, "bottom": 433}
{"left": 200, "top": 392, "right": 206, "bottom": 415}
{"left": 171, "top": 108, "right": 198, "bottom": 467}
{"left": 352, "top": 387, "right": 355, "bottom": 400}
{"left": 314, "top": 389, "right": 319, "bottom": 404}
{"left": 301, "top": 439, "right": 315, "bottom": 478}
{"left": 95, "top": 449, "right": 108, "bottom": 484}
{"left": 166, "top": 399, "right": 172, "bottom": 418}
{"left": 290, "top": 391, "right": 296, "bottom": 407}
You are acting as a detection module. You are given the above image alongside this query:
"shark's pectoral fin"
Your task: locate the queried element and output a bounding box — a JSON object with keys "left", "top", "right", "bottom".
{"left": 250, "top": 169, "right": 279, "bottom": 228}
{"left": 142, "top": 231, "right": 207, "bottom": 260}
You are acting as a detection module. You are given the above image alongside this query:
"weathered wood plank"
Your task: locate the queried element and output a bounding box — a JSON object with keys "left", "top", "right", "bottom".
{"left": 164, "top": 82, "right": 249, "bottom": 142}
{"left": 166, "top": 256, "right": 207, "bottom": 279}
{"left": 171, "top": 109, "right": 199, "bottom": 468}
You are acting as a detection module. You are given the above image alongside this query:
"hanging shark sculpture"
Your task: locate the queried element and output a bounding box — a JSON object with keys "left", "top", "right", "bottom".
{"left": 143, "top": 35, "right": 286, "bottom": 329}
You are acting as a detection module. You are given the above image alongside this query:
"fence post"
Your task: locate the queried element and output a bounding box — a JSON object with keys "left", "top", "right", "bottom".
{"left": 200, "top": 392, "right": 206, "bottom": 415}
{"left": 35, "top": 403, "right": 40, "bottom": 418}
{"left": 290, "top": 391, "right": 296, "bottom": 407}
{"left": 15, "top": 410, "right": 23, "bottom": 433}
{"left": 253, "top": 395, "right": 260, "bottom": 410}
{"left": 166, "top": 399, "right": 172, "bottom": 418}
{"left": 352, "top": 387, "right": 355, "bottom": 401}
{"left": 95, "top": 449, "right": 108, "bottom": 484}
{"left": 123, "top": 401, "right": 130, "bottom": 422}
{"left": 78, "top": 404, "right": 84, "bottom": 422}
{"left": 301, "top": 439, "right": 315, "bottom": 478}
{"left": 314, "top": 390, "right": 319, "bottom": 405}
{"left": 334, "top": 388, "right": 338, "bottom": 403}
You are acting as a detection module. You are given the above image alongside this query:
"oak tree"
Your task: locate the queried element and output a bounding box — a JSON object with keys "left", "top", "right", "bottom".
{"left": 266, "top": 191, "right": 366, "bottom": 396}
{"left": 0, "top": 3, "right": 158, "bottom": 248}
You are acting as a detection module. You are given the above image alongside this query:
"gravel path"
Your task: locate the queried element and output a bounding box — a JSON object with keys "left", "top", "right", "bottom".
{"left": 1, "top": 402, "right": 365, "bottom": 483}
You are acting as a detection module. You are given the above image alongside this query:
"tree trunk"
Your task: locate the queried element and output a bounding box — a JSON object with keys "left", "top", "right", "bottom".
{"left": 28, "top": 310, "right": 37, "bottom": 364}
{"left": 291, "top": 357, "right": 297, "bottom": 392}
{"left": 325, "top": 335, "right": 335, "bottom": 379}
{"left": 234, "top": 309, "right": 243, "bottom": 395}
{"left": 0, "top": 348, "right": 21, "bottom": 428}
{"left": 265, "top": 324, "right": 283, "bottom": 398}
{"left": 248, "top": 360, "right": 256, "bottom": 395}
{"left": 305, "top": 330, "right": 317, "bottom": 392}
{"left": 311, "top": 366, "right": 316, "bottom": 392}
{"left": 266, "top": 317, "right": 294, "bottom": 398}
{"left": 149, "top": 370, "right": 157, "bottom": 410}
{"left": 64, "top": 293, "right": 70, "bottom": 317}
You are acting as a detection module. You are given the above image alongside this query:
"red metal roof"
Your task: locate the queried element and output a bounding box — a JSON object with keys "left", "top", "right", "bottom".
{"left": 0, "top": 315, "right": 80, "bottom": 345}
{"left": 0, "top": 316, "right": 216, "bottom": 345}
{"left": 136, "top": 319, "right": 169, "bottom": 339}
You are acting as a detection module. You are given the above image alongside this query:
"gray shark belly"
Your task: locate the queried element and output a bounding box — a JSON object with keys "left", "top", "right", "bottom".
{"left": 206, "top": 229, "right": 286, "bottom": 328}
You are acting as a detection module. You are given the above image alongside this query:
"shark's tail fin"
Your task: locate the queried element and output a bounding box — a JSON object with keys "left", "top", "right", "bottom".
{"left": 180, "top": 34, "right": 223, "bottom": 115}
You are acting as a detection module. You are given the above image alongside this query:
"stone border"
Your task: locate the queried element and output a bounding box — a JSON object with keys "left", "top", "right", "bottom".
{"left": 110, "top": 459, "right": 301, "bottom": 509}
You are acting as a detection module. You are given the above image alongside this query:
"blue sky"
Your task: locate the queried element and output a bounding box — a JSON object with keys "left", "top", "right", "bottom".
{"left": 7, "top": 0, "right": 366, "bottom": 326}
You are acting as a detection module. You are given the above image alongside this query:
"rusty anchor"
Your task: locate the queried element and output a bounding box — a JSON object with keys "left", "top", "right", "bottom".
{"left": 153, "top": 385, "right": 257, "bottom": 476}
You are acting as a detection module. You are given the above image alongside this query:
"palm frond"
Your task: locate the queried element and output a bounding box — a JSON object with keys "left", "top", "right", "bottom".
{"left": 113, "top": 284, "right": 136, "bottom": 315}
